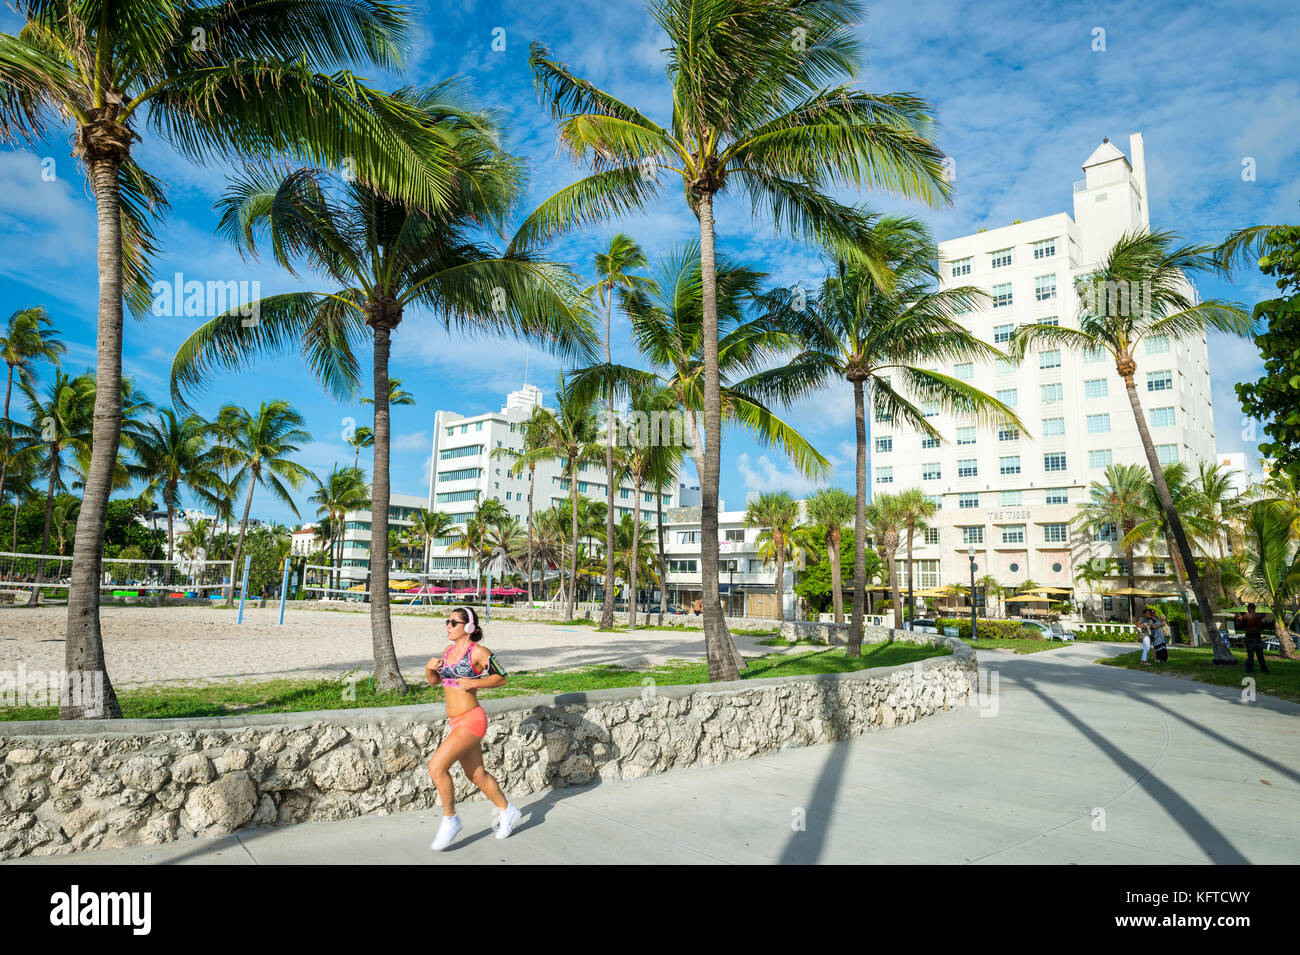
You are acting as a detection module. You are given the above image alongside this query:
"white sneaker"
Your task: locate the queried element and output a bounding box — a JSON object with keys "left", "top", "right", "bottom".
{"left": 494, "top": 803, "right": 522, "bottom": 840}
{"left": 430, "top": 814, "right": 462, "bottom": 851}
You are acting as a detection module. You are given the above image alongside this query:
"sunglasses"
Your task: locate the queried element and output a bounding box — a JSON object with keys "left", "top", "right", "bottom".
{"left": 445, "top": 618, "right": 466, "bottom": 628}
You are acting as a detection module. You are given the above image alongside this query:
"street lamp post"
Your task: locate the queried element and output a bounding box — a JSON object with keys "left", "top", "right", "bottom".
{"left": 968, "top": 545, "right": 978, "bottom": 641}
{"left": 728, "top": 566, "right": 735, "bottom": 618}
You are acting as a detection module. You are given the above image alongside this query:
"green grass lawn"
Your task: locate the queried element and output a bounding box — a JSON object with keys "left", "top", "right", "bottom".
{"left": 1099, "top": 647, "right": 1300, "bottom": 703}
{"left": 969, "top": 638, "right": 1066, "bottom": 654}
{"left": 0, "top": 642, "right": 948, "bottom": 723}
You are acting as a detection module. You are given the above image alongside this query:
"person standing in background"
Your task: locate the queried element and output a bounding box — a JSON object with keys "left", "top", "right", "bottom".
{"left": 1235, "top": 603, "right": 1270, "bottom": 675}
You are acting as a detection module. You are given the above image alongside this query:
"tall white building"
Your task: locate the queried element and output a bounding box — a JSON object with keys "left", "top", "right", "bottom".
{"left": 872, "top": 134, "right": 1217, "bottom": 617}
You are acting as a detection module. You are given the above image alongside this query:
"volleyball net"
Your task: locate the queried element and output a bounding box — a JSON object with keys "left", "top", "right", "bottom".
{"left": 0, "top": 551, "right": 235, "bottom": 598}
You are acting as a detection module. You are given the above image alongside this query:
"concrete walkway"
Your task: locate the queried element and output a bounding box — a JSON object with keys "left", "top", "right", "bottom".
{"left": 11, "top": 643, "right": 1299, "bottom": 865}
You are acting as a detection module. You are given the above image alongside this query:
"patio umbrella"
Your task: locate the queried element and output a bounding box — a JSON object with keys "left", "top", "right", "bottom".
{"left": 1105, "top": 587, "right": 1164, "bottom": 597}
{"left": 1004, "top": 594, "right": 1052, "bottom": 603}
{"left": 1023, "top": 586, "right": 1073, "bottom": 595}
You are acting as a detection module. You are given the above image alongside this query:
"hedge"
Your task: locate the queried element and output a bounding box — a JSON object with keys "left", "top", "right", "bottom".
{"left": 936, "top": 617, "right": 1039, "bottom": 640}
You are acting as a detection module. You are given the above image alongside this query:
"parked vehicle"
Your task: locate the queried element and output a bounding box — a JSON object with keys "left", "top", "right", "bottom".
{"left": 905, "top": 618, "right": 938, "bottom": 633}
{"left": 1017, "top": 619, "right": 1076, "bottom": 641}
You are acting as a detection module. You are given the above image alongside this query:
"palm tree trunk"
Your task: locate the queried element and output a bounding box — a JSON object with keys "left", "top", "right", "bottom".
{"left": 27, "top": 462, "right": 57, "bottom": 607}
{"left": 600, "top": 294, "right": 617, "bottom": 629}
{"left": 906, "top": 523, "right": 915, "bottom": 625}
{"left": 0, "top": 364, "right": 15, "bottom": 507}
{"left": 567, "top": 482, "right": 578, "bottom": 621}
{"left": 527, "top": 463, "right": 535, "bottom": 603}
{"left": 849, "top": 378, "right": 867, "bottom": 657}
{"left": 657, "top": 481, "right": 668, "bottom": 625}
{"left": 629, "top": 473, "right": 642, "bottom": 628}
{"left": 774, "top": 529, "right": 785, "bottom": 622}
{"left": 696, "top": 192, "right": 739, "bottom": 681}
{"left": 829, "top": 526, "right": 844, "bottom": 624}
{"left": 887, "top": 537, "right": 902, "bottom": 630}
{"left": 1272, "top": 606, "right": 1297, "bottom": 659}
{"left": 64, "top": 153, "right": 126, "bottom": 719}
{"left": 368, "top": 327, "right": 405, "bottom": 692}
{"left": 1123, "top": 372, "right": 1232, "bottom": 662}
{"left": 227, "top": 476, "right": 257, "bottom": 609}
{"left": 167, "top": 501, "right": 176, "bottom": 564}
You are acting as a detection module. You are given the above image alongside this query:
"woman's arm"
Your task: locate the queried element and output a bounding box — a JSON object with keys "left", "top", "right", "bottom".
{"left": 461, "top": 646, "right": 507, "bottom": 690}
{"left": 424, "top": 657, "right": 442, "bottom": 687}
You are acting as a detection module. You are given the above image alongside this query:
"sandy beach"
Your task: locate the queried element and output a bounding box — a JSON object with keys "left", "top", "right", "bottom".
{"left": 0, "top": 605, "right": 756, "bottom": 688}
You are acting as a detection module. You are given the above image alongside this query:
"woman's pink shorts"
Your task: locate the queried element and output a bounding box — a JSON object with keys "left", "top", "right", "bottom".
{"left": 448, "top": 706, "right": 487, "bottom": 739}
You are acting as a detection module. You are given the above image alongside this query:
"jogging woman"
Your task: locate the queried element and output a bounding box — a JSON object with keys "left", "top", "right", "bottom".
{"left": 425, "top": 606, "right": 521, "bottom": 850}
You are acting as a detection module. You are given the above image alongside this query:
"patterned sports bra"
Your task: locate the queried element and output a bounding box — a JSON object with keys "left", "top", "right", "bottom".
{"left": 437, "top": 641, "right": 506, "bottom": 686}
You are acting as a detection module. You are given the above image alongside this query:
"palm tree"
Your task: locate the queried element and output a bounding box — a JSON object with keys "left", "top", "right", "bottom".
{"left": 745, "top": 492, "right": 801, "bottom": 622}
{"left": 309, "top": 466, "right": 369, "bottom": 593}
{"left": 977, "top": 574, "right": 1003, "bottom": 618}
{"left": 805, "top": 487, "right": 855, "bottom": 624}
{"left": 360, "top": 378, "right": 416, "bottom": 410}
{"left": 865, "top": 492, "right": 906, "bottom": 629}
{"left": 508, "top": 376, "right": 605, "bottom": 620}
{"left": 171, "top": 117, "right": 594, "bottom": 694}
{"left": 348, "top": 426, "right": 374, "bottom": 472}
{"left": 620, "top": 383, "right": 679, "bottom": 627}
{"left": 1, "top": 0, "right": 474, "bottom": 719}
{"left": 408, "top": 508, "right": 458, "bottom": 581}
{"left": 20, "top": 371, "right": 93, "bottom": 604}
{"left": 584, "top": 234, "right": 653, "bottom": 629}
{"left": 1010, "top": 229, "right": 1255, "bottom": 660}
{"left": 1194, "top": 461, "right": 1247, "bottom": 603}
{"left": 51, "top": 497, "right": 79, "bottom": 557}
{"left": 1077, "top": 463, "right": 1150, "bottom": 622}
{"left": 224, "top": 402, "right": 314, "bottom": 616}
{"left": 611, "top": 512, "right": 658, "bottom": 619}
{"left": 524, "top": 0, "right": 951, "bottom": 680}
{"left": 451, "top": 498, "right": 511, "bottom": 603}
{"left": 791, "top": 217, "right": 1020, "bottom": 653}
{"left": 130, "top": 409, "right": 225, "bottom": 561}
{"left": 896, "top": 487, "right": 937, "bottom": 624}
{"left": 0, "top": 306, "right": 64, "bottom": 507}
{"left": 206, "top": 405, "right": 247, "bottom": 532}
{"left": 1235, "top": 502, "right": 1299, "bottom": 659}
{"left": 493, "top": 404, "right": 553, "bottom": 602}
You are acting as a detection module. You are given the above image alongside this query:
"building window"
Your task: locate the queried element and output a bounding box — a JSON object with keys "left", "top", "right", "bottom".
{"left": 1116, "top": 558, "right": 1130, "bottom": 576}
{"left": 1042, "top": 416, "right": 1065, "bottom": 436}
{"left": 999, "top": 455, "right": 1021, "bottom": 475}
{"left": 994, "top": 323, "right": 1014, "bottom": 343}
{"left": 1001, "top": 490, "right": 1022, "bottom": 506}
{"left": 957, "top": 459, "right": 978, "bottom": 478}
{"left": 922, "top": 401, "right": 940, "bottom": 418}
{"left": 1039, "top": 316, "right": 1060, "bottom": 327}
{"left": 1041, "top": 383, "right": 1063, "bottom": 404}
{"left": 1147, "top": 370, "right": 1173, "bottom": 392}
{"left": 998, "top": 426, "right": 1019, "bottom": 442}
{"left": 1033, "top": 238, "right": 1056, "bottom": 259}
{"left": 991, "top": 248, "right": 1013, "bottom": 269}
{"left": 1093, "top": 521, "right": 1118, "bottom": 542}
{"left": 1052, "top": 562, "right": 1063, "bottom": 573}
{"left": 996, "top": 388, "right": 1017, "bottom": 406}
{"left": 994, "top": 357, "right": 1015, "bottom": 375}
{"left": 951, "top": 257, "right": 971, "bottom": 277}
{"left": 874, "top": 405, "right": 890, "bottom": 423}
{"left": 1039, "top": 349, "right": 1061, "bottom": 369}
{"left": 668, "top": 559, "right": 698, "bottom": 573}
{"left": 440, "top": 444, "right": 482, "bottom": 460}
{"left": 1045, "top": 488, "right": 1069, "bottom": 505}
{"left": 1150, "top": 407, "right": 1176, "bottom": 428}
{"left": 459, "top": 424, "right": 468, "bottom": 434}
{"left": 475, "top": 422, "right": 483, "bottom": 431}
{"left": 1152, "top": 560, "right": 1167, "bottom": 575}
{"left": 921, "top": 435, "right": 940, "bottom": 449}
{"left": 958, "top": 492, "right": 979, "bottom": 509}
{"left": 445, "top": 427, "right": 454, "bottom": 438}
{"left": 924, "top": 527, "right": 940, "bottom": 545}
{"left": 992, "top": 283, "right": 1013, "bottom": 308}
{"left": 1084, "top": 346, "right": 1106, "bottom": 363}
{"left": 1145, "top": 335, "right": 1170, "bottom": 355}
{"left": 725, "top": 528, "right": 745, "bottom": 542}
{"left": 1009, "top": 562, "right": 1019, "bottom": 573}
{"left": 1001, "top": 524, "right": 1025, "bottom": 544}
{"left": 962, "top": 526, "right": 985, "bottom": 545}
{"left": 438, "top": 467, "right": 482, "bottom": 482}
{"left": 876, "top": 467, "right": 893, "bottom": 484}
{"left": 1043, "top": 523, "right": 1068, "bottom": 543}
{"left": 1089, "top": 449, "right": 1113, "bottom": 469}
{"left": 1044, "top": 452, "right": 1067, "bottom": 472}
{"left": 1084, "top": 378, "right": 1108, "bottom": 398}
{"left": 954, "top": 362, "right": 973, "bottom": 380}
{"left": 1156, "top": 444, "right": 1179, "bottom": 466}
{"left": 437, "top": 490, "right": 479, "bottom": 503}
{"left": 1086, "top": 414, "right": 1110, "bottom": 434}
{"left": 874, "top": 436, "right": 893, "bottom": 453}
{"left": 1034, "top": 274, "right": 1057, "bottom": 301}
{"left": 923, "top": 463, "right": 942, "bottom": 481}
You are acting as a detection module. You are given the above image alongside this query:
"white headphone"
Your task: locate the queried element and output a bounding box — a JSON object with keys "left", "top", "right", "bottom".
{"left": 455, "top": 606, "right": 477, "bottom": 634}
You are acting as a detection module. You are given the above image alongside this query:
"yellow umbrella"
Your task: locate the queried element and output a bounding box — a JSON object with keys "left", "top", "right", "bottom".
{"left": 1024, "top": 586, "right": 1073, "bottom": 595}
{"left": 1105, "top": 587, "right": 1164, "bottom": 597}
{"left": 1005, "top": 594, "right": 1052, "bottom": 603}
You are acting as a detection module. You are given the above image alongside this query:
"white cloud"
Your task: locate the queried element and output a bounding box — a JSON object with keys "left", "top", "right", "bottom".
{"left": 392, "top": 430, "right": 431, "bottom": 452}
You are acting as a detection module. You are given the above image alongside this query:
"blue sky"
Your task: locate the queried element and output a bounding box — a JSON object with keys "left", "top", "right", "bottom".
{"left": 1, "top": 0, "right": 1297, "bottom": 525}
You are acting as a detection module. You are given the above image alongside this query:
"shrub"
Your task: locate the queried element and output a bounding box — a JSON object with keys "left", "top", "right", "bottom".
{"left": 936, "top": 617, "right": 1032, "bottom": 640}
